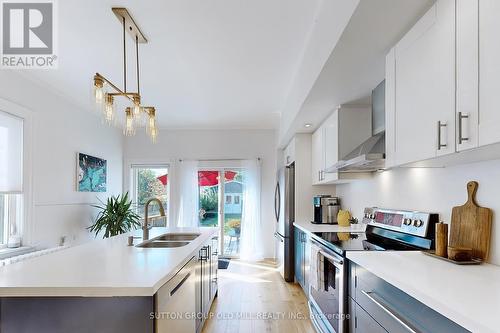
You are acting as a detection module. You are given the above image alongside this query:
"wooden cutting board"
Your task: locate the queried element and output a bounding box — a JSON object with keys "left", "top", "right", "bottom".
{"left": 449, "top": 181, "right": 492, "bottom": 261}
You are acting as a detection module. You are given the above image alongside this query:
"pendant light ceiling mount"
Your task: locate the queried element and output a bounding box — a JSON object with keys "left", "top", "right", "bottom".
{"left": 111, "top": 7, "right": 148, "bottom": 43}
{"left": 92, "top": 8, "right": 158, "bottom": 143}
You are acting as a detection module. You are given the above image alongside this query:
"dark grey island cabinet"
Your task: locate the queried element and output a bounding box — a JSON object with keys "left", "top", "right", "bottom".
{"left": 0, "top": 235, "right": 219, "bottom": 333}
{"left": 0, "top": 296, "right": 155, "bottom": 333}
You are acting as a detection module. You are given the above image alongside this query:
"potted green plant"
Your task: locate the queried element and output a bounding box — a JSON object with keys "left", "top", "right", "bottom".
{"left": 88, "top": 192, "right": 141, "bottom": 238}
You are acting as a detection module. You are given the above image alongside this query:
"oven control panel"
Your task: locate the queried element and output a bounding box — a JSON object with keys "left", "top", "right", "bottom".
{"left": 362, "top": 207, "right": 438, "bottom": 238}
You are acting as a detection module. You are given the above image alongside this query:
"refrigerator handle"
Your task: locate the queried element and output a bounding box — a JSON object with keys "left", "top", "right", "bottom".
{"left": 274, "top": 182, "right": 280, "bottom": 222}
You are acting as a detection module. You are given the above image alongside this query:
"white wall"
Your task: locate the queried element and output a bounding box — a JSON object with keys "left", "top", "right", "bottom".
{"left": 336, "top": 159, "right": 500, "bottom": 266}
{"left": 0, "top": 72, "right": 123, "bottom": 248}
{"left": 124, "top": 129, "right": 277, "bottom": 258}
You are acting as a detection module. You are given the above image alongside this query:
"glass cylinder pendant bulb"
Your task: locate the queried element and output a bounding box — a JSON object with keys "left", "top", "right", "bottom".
{"left": 104, "top": 94, "right": 115, "bottom": 125}
{"left": 124, "top": 107, "right": 136, "bottom": 136}
{"left": 147, "top": 108, "right": 156, "bottom": 133}
{"left": 148, "top": 115, "right": 156, "bottom": 132}
{"left": 150, "top": 126, "right": 158, "bottom": 143}
{"left": 147, "top": 108, "right": 158, "bottom": 143}
{"left": 133, "top": 95, "right": 141, "bottom": 118}
{"left": 93, "top": 76, "right": 105, "bottom": 105}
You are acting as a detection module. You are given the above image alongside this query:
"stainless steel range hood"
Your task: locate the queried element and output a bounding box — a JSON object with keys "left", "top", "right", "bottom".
{"left": 326, "top": 80, "right": 386, "bottom": 173}
{"left": 326, "top": 131, "right": 385, "bottom": 173}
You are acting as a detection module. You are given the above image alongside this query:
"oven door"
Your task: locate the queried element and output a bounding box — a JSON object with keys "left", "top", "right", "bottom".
{"left": 309, "top": 240, "right": 345, "bottom": 333}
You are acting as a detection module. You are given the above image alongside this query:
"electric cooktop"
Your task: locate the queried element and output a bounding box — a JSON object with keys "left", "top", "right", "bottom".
{"left": 311, "top": 207, "right": 439, "bottom": 256}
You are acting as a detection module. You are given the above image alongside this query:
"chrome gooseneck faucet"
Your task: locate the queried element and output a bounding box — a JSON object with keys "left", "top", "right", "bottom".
{"left": 143, "top": 198, "right": 166, "bottom": 241}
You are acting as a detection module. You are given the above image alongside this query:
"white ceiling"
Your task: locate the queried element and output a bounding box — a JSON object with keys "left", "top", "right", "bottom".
{"left": 26, "top": 0, "right": 322, "bottom": 129}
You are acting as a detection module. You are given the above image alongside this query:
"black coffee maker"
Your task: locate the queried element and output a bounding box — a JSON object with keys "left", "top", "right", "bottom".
{"left": 312, "top": 195, "right": 340, "bottom": 224}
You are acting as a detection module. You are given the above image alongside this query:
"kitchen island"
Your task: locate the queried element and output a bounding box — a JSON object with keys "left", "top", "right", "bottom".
{"left": 0, "top": 227, "right": 219, "bottom": 333}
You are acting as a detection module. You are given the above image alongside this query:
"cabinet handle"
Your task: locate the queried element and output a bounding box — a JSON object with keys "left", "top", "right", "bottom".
{"left": 458, "top": 112, "right": 469, "bottom": 145}
{"left": 170, "top": 272, "right": 191, "bottom": 296}
{"left": 437, "top": 121, "right": 447, "bottom": 150}
{"left": 200, "top": 246, "right": 209, "bottom": 261}
{"left": 318, "top": 170, "right": 321, "bottom": 182}
{"left": 361, "top": 290, "right": 420, "bottom": 333}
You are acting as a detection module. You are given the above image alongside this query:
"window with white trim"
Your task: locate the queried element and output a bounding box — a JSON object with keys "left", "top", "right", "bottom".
{"left": 0, "top": 194, "right": 22, "bottom": 247}
{"left": 0, "top": 110, "right": 24, "bottom": 248}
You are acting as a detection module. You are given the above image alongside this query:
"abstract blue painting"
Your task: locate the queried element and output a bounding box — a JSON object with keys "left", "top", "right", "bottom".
{"left": 77, "top": 153, "right": 107, "bottom": 192}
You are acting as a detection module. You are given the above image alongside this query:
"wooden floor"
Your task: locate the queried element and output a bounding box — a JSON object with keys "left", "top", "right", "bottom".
{"left": 202, "top": 260, "right": 315, "bottom": 333}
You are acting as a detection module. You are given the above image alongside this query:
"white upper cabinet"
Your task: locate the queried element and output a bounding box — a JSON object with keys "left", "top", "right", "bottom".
{"left": 311, "top": 106, "right": 371, "bottom": 185}
{"left": 456, "top": 0, "right": 479, "bottom": 151}
{"left": 391, "top": 0, "right": 456, "bottom": 166}
{"left": 478, "top": 0, "right": 500, "bottom": 147}
{"left": 323, "top": 111, "right": 339, "bottom": 184}
{"left": 386, "top": 0, "right": 500, "bottom": 167}
{"left": 456, "top": 0, "right": 500, "bottom": 150}
{"left": 311, "top": 127, "right": 325, "bottom": 184}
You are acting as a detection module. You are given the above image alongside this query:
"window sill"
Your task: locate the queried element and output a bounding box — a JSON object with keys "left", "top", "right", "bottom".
{"left": 0, "top": 246, "right": 34, "bottom": 260}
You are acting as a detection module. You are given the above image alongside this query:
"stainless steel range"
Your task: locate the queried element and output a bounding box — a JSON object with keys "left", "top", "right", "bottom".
{"left": 308, "top": 207, "right": 439, "bottom": 333}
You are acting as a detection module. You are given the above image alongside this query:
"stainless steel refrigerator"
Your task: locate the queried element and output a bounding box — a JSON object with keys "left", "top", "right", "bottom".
{"left": 274, "top": 162, "right": 294, "bottom": 282}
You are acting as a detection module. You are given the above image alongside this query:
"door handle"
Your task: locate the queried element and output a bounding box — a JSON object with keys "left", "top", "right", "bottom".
{"left": 458, "top": 112, "right": 469, "bottom": 144}
{"left": 361, "top": 290, "right": 421, "bottom": 333}
{"left": 274, "top": 232, "right": 284, "bottom": 242}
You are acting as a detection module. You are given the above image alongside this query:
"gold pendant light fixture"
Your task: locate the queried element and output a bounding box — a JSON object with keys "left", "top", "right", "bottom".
{"left": 92, "top": 8, "right": 158, "bottom": 143}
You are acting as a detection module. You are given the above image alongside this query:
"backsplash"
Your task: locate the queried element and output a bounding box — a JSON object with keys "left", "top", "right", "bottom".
{"left": 336, "top": 158, "right": 500, "bottom": 266}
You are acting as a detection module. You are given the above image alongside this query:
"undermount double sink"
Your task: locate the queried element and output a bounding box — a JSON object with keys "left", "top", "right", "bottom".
{"left": 136, "top": 233, "right": 201, "bottom": 248}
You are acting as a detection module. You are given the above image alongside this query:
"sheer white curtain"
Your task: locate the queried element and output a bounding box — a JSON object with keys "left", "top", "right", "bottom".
{"left": 240, "top": 159, "right": 263, "bottom": 261}
{"left": 175, "top": 160, "right": 199, "bottom": 228}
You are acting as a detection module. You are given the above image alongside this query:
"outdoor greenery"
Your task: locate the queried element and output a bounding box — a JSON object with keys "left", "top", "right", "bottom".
{"left": 88, "top": 192, "right": 141, "bottom": 238}
{"left": 199, "top": 186, "right": 218, "bottom": 213}
{"left": 137, "top": 169, "right": 167, "bottom": 215}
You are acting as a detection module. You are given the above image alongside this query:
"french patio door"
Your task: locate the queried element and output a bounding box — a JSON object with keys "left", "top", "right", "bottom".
{"left": 198, "top": 168, "right": 244, "bottom": 258}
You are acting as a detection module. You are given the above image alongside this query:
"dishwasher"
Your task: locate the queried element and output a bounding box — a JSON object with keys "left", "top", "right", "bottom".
{"left": 155, "top": 256, "right": 197, "bottom": 333}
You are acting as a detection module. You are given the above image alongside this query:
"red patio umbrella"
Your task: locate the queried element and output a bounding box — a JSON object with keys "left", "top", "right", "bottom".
{"left": 157, "top": 170, "right": 237, "bottom": 187}
{"left": 198, "top": 170, "right": 237, "bottom": 186}
{"left": 157, "top": 174, "right": 168, "bottom": 185}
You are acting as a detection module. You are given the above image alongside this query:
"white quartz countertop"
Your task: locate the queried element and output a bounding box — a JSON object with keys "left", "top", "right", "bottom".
{"left": 347, "top": 251, "right": 500, "bottom": 333}
{"left": 294, "top": 221, "right": 366, "bottom": 233}
{"left": 0, "top": 227, "right": 218, "bottom": 297}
